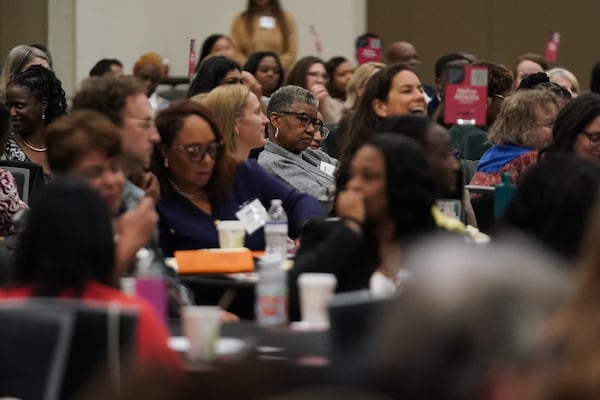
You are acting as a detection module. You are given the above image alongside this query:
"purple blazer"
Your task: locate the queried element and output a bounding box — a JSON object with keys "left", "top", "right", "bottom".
{"left": 157, "top": 159, "right": 324, "bottom": 256}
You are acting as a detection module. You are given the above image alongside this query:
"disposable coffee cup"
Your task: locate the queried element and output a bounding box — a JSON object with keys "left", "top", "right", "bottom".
{"left": 298, "top": 273, "right": 337, "bottom": 329}
{"left": 216, "top": 220, "right": 246, "bottom": 248}
{"left": 181, "top": 306, "right": 222, "bottom": 362}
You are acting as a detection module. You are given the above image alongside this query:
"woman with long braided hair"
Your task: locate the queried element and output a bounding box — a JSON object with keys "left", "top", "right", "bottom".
{"left": 3, "top": 64, "right": 67, "bottom": 175}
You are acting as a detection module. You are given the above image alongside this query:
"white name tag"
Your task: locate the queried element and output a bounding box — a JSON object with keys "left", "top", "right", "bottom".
{"left": 319, "top": 161, "right": 336, "bottom": 176}
{"left": 258, "top": 16, "right": 276, "bottom": 29}
{"left": 235, "top": 198, "right": 269, "bottom": 234}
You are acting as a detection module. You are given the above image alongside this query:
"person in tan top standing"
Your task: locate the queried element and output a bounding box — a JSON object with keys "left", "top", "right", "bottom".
{"left": 230, "top": 0, "right": 297, "bottom": 70}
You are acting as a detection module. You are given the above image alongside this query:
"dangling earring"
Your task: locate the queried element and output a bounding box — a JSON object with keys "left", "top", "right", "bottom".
{"left": 164, "top": 158, "right": 169, "bottom": 168}
{"left": 41, "top": 113, "right": 45, "bottom": 120}
{"left": 235, "top": 128, "right": 240, "bottom": 137}
{"left": 275, "top": 127, "right": 279, "bottom": 139}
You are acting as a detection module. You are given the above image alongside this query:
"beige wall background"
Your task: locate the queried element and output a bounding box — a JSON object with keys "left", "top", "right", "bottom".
{"left": 5, "top": 1, "right": 597, "bottom": 97}
{"left": 42, "top": 0, "right": 365, "bottom": 96}
{"left": 0, "top": 0, "right": 47, "bottom": 59}
{"left": 368, "top": 0, "right": 600, "bottom": 91}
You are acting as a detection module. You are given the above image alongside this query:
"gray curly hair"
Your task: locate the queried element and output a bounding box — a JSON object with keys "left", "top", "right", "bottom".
{"left": 267, "top": 85, "right": 318, "bottom": 117}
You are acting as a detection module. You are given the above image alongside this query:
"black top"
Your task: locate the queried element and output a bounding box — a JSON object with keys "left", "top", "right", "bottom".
{"left": 288, "top": 218, "right": 379, "bottom": 321}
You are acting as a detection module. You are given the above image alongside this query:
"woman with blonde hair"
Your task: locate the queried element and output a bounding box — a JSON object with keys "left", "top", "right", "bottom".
{"left": 192, "top": 84, "right": 268, "bottom": 160}
{"left": 343, "top": 61, "right": 386, "bottom": 115}
{"left": 0, "top": 44, "right": 50, "bottom": 101}
{"left": 470, "top": 87, "right": 563, "bottom": 186}
{"left": 547, "top": 67, "right": 580, "bottom": 98}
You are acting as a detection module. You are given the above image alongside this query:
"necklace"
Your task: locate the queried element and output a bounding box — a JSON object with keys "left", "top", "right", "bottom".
{"left": 169, "top": 179, "right": 205, "bottom": 200}
{"left": 15, "top": 133, "right": 46, "bottom": 152}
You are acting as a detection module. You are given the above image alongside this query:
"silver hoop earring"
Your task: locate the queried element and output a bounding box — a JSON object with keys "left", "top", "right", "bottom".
{"left": 275, "top": 127, "right": 279, "bottom": 139}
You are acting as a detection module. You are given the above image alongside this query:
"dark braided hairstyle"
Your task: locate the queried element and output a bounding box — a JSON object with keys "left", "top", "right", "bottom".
{"left": 7, "top": 64, "right": 67, "bottom": 125}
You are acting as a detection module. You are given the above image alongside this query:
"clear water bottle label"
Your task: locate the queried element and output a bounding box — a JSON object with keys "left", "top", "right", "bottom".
{"left": 265, "top": 221, "right": 287, "bottom": 233}
{"left": 256, "top": 293, "right": 288, "bottom": 326}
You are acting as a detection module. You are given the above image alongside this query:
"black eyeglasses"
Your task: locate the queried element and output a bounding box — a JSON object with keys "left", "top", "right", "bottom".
{"left": 275, "top": 111, "right": 324, "bottom": 132}
{"left": 171, "top": 141, "right": 222, "bottom": 162}
{"left": 580, "top": 131, "right": 600, "bottom": 145}
{"left": 319, "top": 126, "right": 330, "bottom": 140}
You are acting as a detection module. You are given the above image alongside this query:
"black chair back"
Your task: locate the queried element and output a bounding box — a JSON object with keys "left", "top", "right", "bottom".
{"left": 0, "top": 299, "right": 137, "bottom": 399}
{"left": 0, "top": 160, "right": 45, "bottom": 204}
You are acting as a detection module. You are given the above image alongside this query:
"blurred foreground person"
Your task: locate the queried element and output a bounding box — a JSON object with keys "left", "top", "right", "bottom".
{"left": 365, "top": 237, "right": 569, "bottom": 400}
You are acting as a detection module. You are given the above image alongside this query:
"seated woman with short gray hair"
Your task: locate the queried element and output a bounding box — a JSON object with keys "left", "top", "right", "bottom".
{"left": 258, "top": 85, "right": 337, "bottom": 212}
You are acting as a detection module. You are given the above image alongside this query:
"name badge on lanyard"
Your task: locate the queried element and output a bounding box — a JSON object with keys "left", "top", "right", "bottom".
{"left": 319, "top": 161, "right": 336, "bottom": 176}
{"left": 258, "top": 16, "right": 276, "bottom": 29}
{"left": 236, "top": 198, "right": 269, "bottom": 234}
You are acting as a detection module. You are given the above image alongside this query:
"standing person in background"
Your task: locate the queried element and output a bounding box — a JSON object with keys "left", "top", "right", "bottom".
{"left": 230, "top": 0, "right": 297, "bottom": 70}
{"left": 133, "top": 52, "right": 170, "bottom": 113}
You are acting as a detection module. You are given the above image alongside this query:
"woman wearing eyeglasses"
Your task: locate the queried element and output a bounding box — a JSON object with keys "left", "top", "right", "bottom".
{"left": 285, "top": 56, "right": 344, "bottom": 124}
{"left": 258, "top": 85, "right": 338, "bottom": 212}
{"left": 152, "top": 100, "right": 323, "bottom": 256}
{"left": 470, "top": 87, "right": 563, "bottom": 187}
{"left": 540, "top": 93, "right": 600, "bottom": 164}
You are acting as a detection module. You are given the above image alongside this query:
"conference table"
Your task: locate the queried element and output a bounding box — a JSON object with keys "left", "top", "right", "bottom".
{"left": 169, "top": 319, "right": 334, "bottom": 397}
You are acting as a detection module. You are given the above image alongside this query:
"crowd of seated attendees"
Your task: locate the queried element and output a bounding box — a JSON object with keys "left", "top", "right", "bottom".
{"left": 4, "top": 4, "right": 600, "bottom": 397}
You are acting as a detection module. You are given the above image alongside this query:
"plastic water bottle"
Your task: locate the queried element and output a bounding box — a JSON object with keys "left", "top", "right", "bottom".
{"left": 134, "top": 248, "right": 167, "bottom": 324}
{"left": 256, "top": 254, "right": 288, "bottom": 326}
{"left": 264, "top": 199, "right": 288, "bottom": 265}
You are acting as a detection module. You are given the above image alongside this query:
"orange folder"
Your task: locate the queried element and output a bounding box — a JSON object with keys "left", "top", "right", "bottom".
{"left": 174, "top": 248, "right": 255, "bottom": 274}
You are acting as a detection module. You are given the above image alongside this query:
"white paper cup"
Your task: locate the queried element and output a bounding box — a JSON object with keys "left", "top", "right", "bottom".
{"left": 216, "top": 220, "right": 246, "bottom": 248}
{"left": 181, "top": 306, "right": 222, "bottom": 362}
{"left": 436, "top": 199, "right": 462, "bottom": 221}
{"left": 298, "top": 273, "right": 337, "bottom": 329}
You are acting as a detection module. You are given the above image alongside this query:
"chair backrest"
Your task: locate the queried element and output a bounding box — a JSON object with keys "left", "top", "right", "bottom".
{"left": 328, "top": 290, "right": 392, "bottom": 356}
{"left": 0, "top": 299, "right": 138, "bottom": 399}
{"left": 0, "top": 160, "right": 45, "bottom": 204}
{"left": 0, "top": 304, "right": 73, "bottom": 400}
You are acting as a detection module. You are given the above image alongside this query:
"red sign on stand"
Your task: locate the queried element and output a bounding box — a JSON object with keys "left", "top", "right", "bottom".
{"left": 544, "top": 32, "right": 560, "bottom": 63}
{"left": 444, "top": 65, "right": 488, "bottom": 126}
